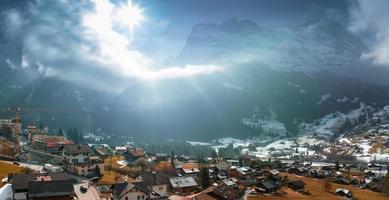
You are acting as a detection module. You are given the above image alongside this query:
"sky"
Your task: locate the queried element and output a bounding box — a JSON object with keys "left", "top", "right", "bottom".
{"left": 1, "top": 0, "right": 388, "bottom": 92}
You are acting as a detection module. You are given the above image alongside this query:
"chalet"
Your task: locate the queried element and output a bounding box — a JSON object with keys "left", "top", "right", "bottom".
{"left": 9, "top": 173, "right": 73, "bottom": 200}
{"left": 263, "top": 169, "right": 280, "bottom": 177}
{"left": 215, "top": 160, "right": 232, "bottom": 171}
{"left": 176, "top": 155, "right": 191, "bottom": 162}
{"left": 114, "top": 146, "right": 127, "bottom": 155}
{"left": 288, "top": 180, "right": 305, "bottom": 191}
{"left": 225, "top": 160, "right": 240, "bottom": 167}
{"left": 111, "top": 182, "right": 167, "bottom": 200}
{"left": 217, "top": 170, "right": 228, "bottom": 179}
{"left": 238, "top": 179, "right": 257, "bottom": 187}
{"left": 228, "top": 166, "right": 252, "bottom": 179}
{"left": 63, "top": 144, "right": 93, "bottom": 164}
{"left": 257, "top": 180, "right": 278, "bottom": 193}
{"left": 31, "top": 134, "right": 74, "bottom": 154}
{"left": 169, "top": 177, "right": 198, "bottom": 195}
{"left": 135, "top": 172, "right": 170, "bottom": 196}
{"left": 73, "top": 156, "right": 104, "bottom": 176}
{"left": 203, "top": 183, "right": 239, "bottom": 200}
{"left": 179, "top": 168, "right": 200, "bottom": 178}
{"left": 27, "top": 180, "right": 75, "bottom": 200}
{"left": 333, "top": 177, "right": 351, "bottom": 185}
{"left": 287, "top": 167, "right": 308, "bottom": 176}
{"left": 93, "top": 146, "right": 110, "bottom": 160}
{"left": 221, "top": 178, "right": 238, "bottom": 186}
{"left": 62, "top": 144, "right": 104, "bottom": 176}
{"left": 124, "top": 148, "right": 145, "bottom": 162}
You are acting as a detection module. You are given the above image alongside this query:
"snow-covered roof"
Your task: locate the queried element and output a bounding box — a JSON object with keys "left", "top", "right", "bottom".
{"left": 0, "top": 184, "right": 13, "bottom": 199}
{"left": 169, "top": 177, "right": 198, "bottom": 188}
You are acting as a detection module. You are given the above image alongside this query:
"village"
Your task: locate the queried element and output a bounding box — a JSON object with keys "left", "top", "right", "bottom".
{"left": 0, "top": 112, "right": 388, "bottom": 200}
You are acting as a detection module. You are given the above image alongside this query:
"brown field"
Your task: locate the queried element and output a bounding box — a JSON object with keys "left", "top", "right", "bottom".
{"left": 100, "top": 156, "right": 137, "bottom": 185}
{"left": 0, "top": 161, "right": 30, "bottom": 187}
{"left": 0, "top": 140, "right": 15, "bottom": 156}
{"left": 99, "top": 168, "right": 129, "bottom": 185}
{"left": 369, "top": 138, "right": 384, "bottom": 154}
{"left": 247, "top": 174, "right": 388, "bottom": 200}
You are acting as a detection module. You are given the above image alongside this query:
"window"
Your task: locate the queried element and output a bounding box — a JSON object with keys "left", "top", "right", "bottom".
{"left": 125, "top": 197, "right": 128, "bottom": 200}
{"left": 159, "top": 186, "right": 163, "bottom": 191}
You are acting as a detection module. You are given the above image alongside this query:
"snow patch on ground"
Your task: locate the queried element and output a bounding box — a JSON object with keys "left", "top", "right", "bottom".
{"left": 351, "top": 97, "right": 359, "bottom": 103}
{"left": 317, "top": 93, "right": 331, "bottom": 104}
{"left": 337, "top": 96, "right": 348, "bottom": 103}
{"left": 300, "top": 103, "right": 369, "bottom": 138}
{"left": 241, "top": 118, "right": 287, "bottom": 136}
{"left": 186, "top": 141, "right": 212, "bottom": 146}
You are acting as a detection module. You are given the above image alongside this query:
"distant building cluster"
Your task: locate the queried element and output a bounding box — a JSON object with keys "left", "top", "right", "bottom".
{"left": 0, "top": 117, "right": 21, "bottom": 142}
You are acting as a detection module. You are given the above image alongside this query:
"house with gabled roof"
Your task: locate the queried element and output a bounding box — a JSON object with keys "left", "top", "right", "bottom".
{"left": 27, "top": 180, "right": 75, "bottom": 200}
{"left": 135, "top": 171, "right": 170, "bottom": 196}
{"left": 9, "top": 172, "right": 73, "bottom": 200}
{"left": 111, "top": 181, "right": 167, "bottom": 200}
{"left": 169, "top": 177, "right": 198, "bottom": 195}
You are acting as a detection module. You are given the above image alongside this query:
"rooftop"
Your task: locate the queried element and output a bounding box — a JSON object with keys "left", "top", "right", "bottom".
{"left": 169, "top": 177, "right": 198, "bottom": 188}
{"left": 11, "top": 172, "right": 71, "bottom": 191}
{"left": 28, "top": 180, "right": 75, "bottom": 198}
{"left": 64, "top": 144, "right": 93, "bottom": 154}
{"left": 182, "top": 168, "right": 200, "bottom": 174}
{"left": 32, "top": 134, "right": 74, "bottom": 147}
{"left": 138, "top": 171, "right": 170, "bottom": 186}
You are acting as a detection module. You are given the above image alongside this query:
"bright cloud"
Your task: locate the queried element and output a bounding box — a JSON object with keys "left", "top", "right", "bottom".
{"left": 349, "top": 0, "right": 389, "bottom": 65}
{"left": 9, "top": 0, "right": 222, "bottom": 91}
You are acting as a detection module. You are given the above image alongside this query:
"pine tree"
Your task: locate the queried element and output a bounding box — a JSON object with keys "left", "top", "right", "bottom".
{"left": 67, "top": 128, "right": 73, "bottom": 140}
{"left": 73, "top": 128, "right": 79, "bottom": 142}
{"left": 384, "top": 172, "right": 389, "bottom": 196}
{"left": 335, "top": 160, "right": 340, "bottom": 171}
{"left": 200, "top": 167, "right": 210, "bottom": 189}
{"left": 58, "top": 128, "right": 64, "bottom": 136}
{"left": 94, "top": 165, "right": 101, "bottom": 177}
{"left": 211, "top": 150, "right": 217, "bottom": 163}
{"left": 38, "top": 121, "right": 45, "bottom": 130}
{"left": 171, "top": 150, "right": 175, "bottom": 168}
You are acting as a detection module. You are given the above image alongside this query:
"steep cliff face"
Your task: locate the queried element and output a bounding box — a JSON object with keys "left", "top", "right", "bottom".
{"left": 176, "top": 18, "right": 366, "bottom": 72}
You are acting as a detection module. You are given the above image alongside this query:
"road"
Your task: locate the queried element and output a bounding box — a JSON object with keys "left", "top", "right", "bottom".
{"left": 1, "top": 160, "right": 43, "bottom": 172}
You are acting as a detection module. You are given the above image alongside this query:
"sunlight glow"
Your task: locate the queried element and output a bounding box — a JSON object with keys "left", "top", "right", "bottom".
{"left": 82, "top": 0, "right": 222, "bottom": 81}
{"left": 113, "top": 1, "right": 144, "bottom": 33}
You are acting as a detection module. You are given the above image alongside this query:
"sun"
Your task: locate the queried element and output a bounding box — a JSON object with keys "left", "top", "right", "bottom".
{"left": 114, "top": 0, "right": 144, "bottom": 32}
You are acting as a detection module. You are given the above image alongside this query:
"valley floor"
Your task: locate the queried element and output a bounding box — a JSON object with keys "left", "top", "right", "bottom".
{"left": 246, "top": 173, "right": 388, "bottom": 200}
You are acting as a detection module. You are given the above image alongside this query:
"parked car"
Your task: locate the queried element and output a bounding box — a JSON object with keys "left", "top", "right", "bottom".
{"left": 80, "top": 186, "right": 88, "bottom": 193}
